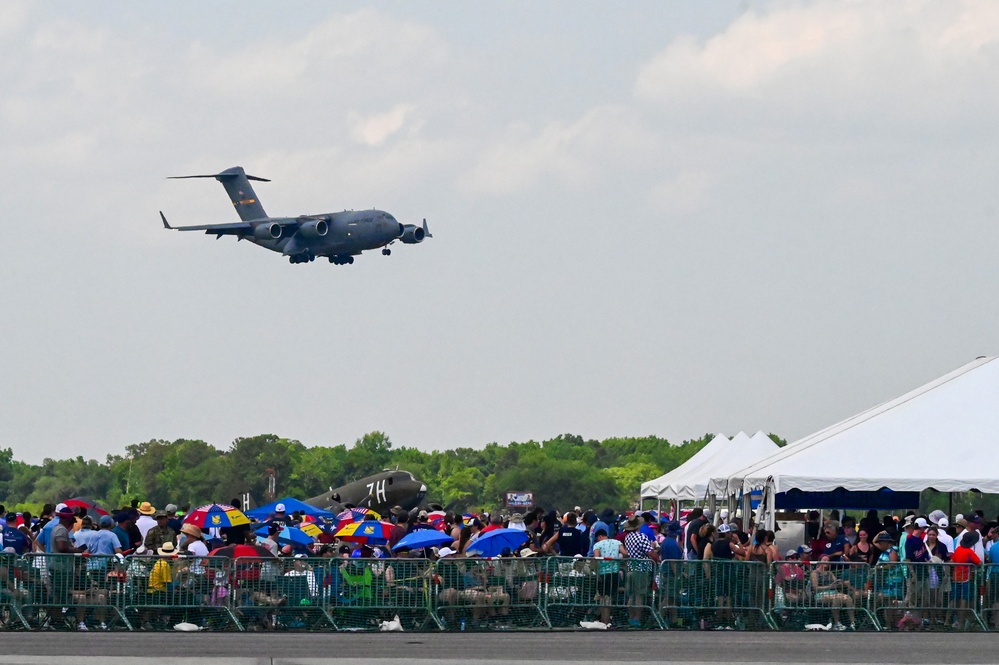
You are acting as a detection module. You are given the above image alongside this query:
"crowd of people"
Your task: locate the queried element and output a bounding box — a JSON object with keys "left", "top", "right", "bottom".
{"left": 1, "top": 498, "right": 998, "bottom": 631}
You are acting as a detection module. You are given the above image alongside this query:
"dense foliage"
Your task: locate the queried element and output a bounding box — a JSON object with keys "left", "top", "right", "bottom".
{"left": 0, "top": 432, "right": 746, "bottom": 514}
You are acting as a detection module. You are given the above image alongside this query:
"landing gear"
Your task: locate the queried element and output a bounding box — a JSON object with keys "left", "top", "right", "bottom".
{"left": 329, "top": 255, "right": 355, "bottom": 265}
{"left": 382, "top": 248, "right": 391, "bottom": 256}
{"left": 288, "top": 252, "right": 315, "bottom": 264}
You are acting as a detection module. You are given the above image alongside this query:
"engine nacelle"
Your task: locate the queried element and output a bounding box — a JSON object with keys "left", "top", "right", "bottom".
{"left": 253, "top": 222, "right": 284, "bottom": 241}
{"left": 298, "top": 219, "right": 329, "bottom": 240}
{"left": 400, "top": 224, "right": 425, "bottom": 244}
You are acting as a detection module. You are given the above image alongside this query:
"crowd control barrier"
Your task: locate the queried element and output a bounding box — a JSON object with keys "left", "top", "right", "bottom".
{"left": 0, "top": 553, "right": 994, "bottom": 632}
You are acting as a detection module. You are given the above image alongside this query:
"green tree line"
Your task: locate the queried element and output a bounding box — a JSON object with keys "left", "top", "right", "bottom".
{"left": 0, "top": 432, "right": 776, "bottom": 514}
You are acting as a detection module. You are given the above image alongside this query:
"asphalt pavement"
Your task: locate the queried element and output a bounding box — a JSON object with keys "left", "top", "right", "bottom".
{"left": 0, "top": 632, "right": 994, "bottom": 665}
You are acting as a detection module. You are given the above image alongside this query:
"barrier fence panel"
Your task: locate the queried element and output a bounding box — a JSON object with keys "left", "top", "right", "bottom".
{"left": 20, "top": 554, "right": 131, "bottom": 631}
{"left": 0, "top": 553, "right": 29, "bottom": 629}
{"left": 121, "top": 555, "right": 242, "bottom": 631}
{"left": 982, "top": 565, "right": 999, "bottom": 631}
{"left": 326, "top": 558, "right": 439, "bottom": 631}
{"left": 229, "top": 557, "right": 335, "bottom": 631}
{"left": 660, "top": 559, "right": 774, "bottom": 630}
{"left": 871, "top": 561, "right": 987, "bottom": 632}
{"left": 544, "top": 556, "right": 664, "bottom": 629}
{"left": 433, "top": 557, "right": 548, "bottom": 630}
{"left": 770, "top": 561, "right": 878, "bottom": 631}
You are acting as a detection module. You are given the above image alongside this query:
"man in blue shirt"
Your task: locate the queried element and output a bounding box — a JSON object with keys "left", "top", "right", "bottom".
{"left": 588, "top": 509, "right": 615, "bottom": 556}
{"left": 822, "top": 521, "right": 850, "bottom": 562}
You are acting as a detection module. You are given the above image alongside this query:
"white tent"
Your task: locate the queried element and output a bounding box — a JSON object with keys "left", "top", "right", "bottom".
{"left": 667, "top": 431, "right": 780, "bottom": 501}
{"left": 640, "top": 433, "right": 728, "bottom": 500}
{"left": 716, "top": 356, "right": 999, "bottom": 499}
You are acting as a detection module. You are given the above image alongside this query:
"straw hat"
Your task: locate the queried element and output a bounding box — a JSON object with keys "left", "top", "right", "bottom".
{"left": 138, "top": 502, "right": 156, "bottom": 516}
{"left": 157, "top": 542, "right": 176, "bottom": 556}
{"left": 180, "top": 523, "right": 202, "bottom": 539}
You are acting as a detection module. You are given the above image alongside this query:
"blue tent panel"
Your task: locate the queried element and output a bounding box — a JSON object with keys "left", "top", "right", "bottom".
{"left": 775, "top": 489, "right": 919, "bottom": 511}
{"left": 245, "top": 497, "right": 336, "bottom": 520}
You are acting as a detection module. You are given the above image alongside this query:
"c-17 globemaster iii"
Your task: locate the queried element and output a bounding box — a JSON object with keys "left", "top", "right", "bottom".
{"left": 160, "top": 166, "right": 431, "bottom": 265}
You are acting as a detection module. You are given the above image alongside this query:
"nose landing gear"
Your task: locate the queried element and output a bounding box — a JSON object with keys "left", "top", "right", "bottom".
{"left": 382, "top": 248, "right": 391, "bottom": 256}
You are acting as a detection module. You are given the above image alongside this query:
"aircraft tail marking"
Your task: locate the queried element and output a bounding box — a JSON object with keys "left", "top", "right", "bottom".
{"left": 168, "top": 166, "right": 269, "bottom": 222}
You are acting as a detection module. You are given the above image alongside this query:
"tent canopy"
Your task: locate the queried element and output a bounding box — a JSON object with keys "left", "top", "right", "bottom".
{"left": 717, "top": 357, "right": 999, "bottom": 496}
{"left": 640, "top": 433, "right": 729, "bottom": 499}
{"left": 642, "top": 432, "right": 780, "bottom": 501}
{"left": 244, "top": 497, "right": 335, "bottom": 520}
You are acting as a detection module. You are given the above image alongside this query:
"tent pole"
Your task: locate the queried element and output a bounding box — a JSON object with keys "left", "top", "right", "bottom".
{"left": 709, "top": 493, "right": 717, "bottom": 525}
{"left": 948, "top": 492, "right": 954, "bottom": 520}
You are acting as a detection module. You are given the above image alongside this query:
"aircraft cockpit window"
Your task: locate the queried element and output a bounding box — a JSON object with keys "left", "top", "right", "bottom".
{"left": 387, "top": 477, "right": 393, "bottom": 485}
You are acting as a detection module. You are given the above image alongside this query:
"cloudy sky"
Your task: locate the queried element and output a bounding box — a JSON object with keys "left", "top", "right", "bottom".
{"left": 1, "top": 2, "right": 997, "bottom": 464}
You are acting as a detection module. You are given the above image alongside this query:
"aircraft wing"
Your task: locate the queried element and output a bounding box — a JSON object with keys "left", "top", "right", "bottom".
{"left": 158, "top": 212, "right": 299, "bottom": 238}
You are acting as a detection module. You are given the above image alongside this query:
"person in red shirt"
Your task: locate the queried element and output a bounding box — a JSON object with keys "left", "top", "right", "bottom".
{"left": 949, "top": 531, "right": 982, "bottom": 629}
{"left": 480, "top": 513, "right": 504, "bottom": 535}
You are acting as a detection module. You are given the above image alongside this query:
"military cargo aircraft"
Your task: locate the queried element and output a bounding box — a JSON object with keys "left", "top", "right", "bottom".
{"left": 160, "top": 166, "right": 431, "bottom": 265}
{"left": 305, "top": 469, "right": 428, "bottom": 515}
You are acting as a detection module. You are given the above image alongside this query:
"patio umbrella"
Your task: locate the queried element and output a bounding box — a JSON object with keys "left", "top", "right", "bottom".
{"left": 244, "top": 497, "right": 336, "bottom": 521}
{"left": 295, "top": 522, "right": 325, "bottom": 538}
{"left": 465, "top": 528, "right": 529, "bottom": 558}
{"left": 334, "top": 508, "right": 381, "bottom": 532}
{"left": 184, "top": 503, "right": 250, "bottom": 529}
{"left": 254, "top": 524, "right": 315, "bottom": 547}
{"left": 334, "top": 520, "right": 393, "bottom": 544}
{"left": 392, "top": 529, "right": 454, "bottom": 551}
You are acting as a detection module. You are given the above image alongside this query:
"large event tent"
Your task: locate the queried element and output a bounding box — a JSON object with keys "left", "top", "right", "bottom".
{"left": 640, "top": 433, "right": 729, "bottom": 500}
{"left": 662, "top": 432, "right": 780, "bottom": 501}
{"left": 711, "top": 357, "right": 999, "bottom": 508}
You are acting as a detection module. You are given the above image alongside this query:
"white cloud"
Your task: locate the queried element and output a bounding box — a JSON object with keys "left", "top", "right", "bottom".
{"left": 635, "top": 1, "right": 999, "bottom": 129}
{"left": 349, "top": 104, "right": 416, "bottom": 146}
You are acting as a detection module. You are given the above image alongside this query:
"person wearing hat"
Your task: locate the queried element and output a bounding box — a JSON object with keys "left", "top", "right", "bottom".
{"left": 622, "top": 515, "right": 658, "bottom": 628}
{"left": 164, "top": 504, "right": 183, "bottom": 534}
{"left": 507, "top": 512, "right": 527, "bottom": 532}
{"left": 657, "top": 522, "right": 684, "bottom": 626}
{"left": 268, "top": 503, "right": 289, "bottom": 527}
{"left": 178, "top": 523, "right": 209, "bottom": 557}
{"left": 258, "top": 523, "right": 281, "bottom": 556}
{"left": 135, "top": 502, "right": 157, "bottom": 542}
{"left": 870, "top": 531, "right": 904, "bottom": 628}
{"left": 48, "top": 507, "right": 92, "bottom": 630}
{"left": 965, "top": 514, "right": 986, "bottom": 561}
{"left": 143, "top": 510, "right": 177, "bottom": 554}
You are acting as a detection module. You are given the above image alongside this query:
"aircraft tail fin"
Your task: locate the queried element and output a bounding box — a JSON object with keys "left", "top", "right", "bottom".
{"left": 168, "top": 166, "right": 269, "bottom": 222}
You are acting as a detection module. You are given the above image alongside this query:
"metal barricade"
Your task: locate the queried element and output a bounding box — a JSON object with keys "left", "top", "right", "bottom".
{"left": 872, "top": 561, "right": 987, "bottom": 631}
{"left": 544, "top": 556, "right": 664, "bottom": 629}
{"left": 121, "top": 555, "right": 241, "bottom": 631}
{"left": 326, "top": 557, "right": 439, "bottom": 631}
{"left": 20, "top": 553, "right": 131, "bottom": 630}
{"left": 0, "top": 553, "right": 29, "bottom": 629}
{"left": 433, "top": 556, "right": 548, "bottom": 630}
{"left": 770, "top": 560, "right": 878, "bottom": 631}
{"left": 229, "top": 557, "right": 335, "bottom": 631}
{"left": 982, "top": 564, "right": 999, "bottom": 631}
{"left": 660, "top": 558, "right": 774, "bottom": 630}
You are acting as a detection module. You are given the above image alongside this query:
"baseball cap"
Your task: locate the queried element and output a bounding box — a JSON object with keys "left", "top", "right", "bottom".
{"left": 718, "top": 523, "right": 732, "bottom": 534}
{"left": 437, "top": 547, "right": 457, "bottom": 558}
{"left": 98, "top": 515, "right": 114, "bottom": 528}
{"left": 785, "top": 549, "right": 798, "bottom": 558}
{"left": 275, "top": 503, "right": 286, "bottom": 513}
{"left": 938, "top": 517, "right": 949, "bottom": 528}
{"left": 914, "top": 517, "right": 929, "bottom": 529}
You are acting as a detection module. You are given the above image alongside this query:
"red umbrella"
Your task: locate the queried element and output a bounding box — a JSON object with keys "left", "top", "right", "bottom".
{"left": 64, "top": 497, "right": 109, "bottom": 521}
{"left": 209, "top": 543, "right": 275, "bottom": 558}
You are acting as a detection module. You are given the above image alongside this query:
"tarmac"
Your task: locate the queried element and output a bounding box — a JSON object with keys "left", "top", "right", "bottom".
{"left": 0, "top": 632, "right": 995, "bottom": 665}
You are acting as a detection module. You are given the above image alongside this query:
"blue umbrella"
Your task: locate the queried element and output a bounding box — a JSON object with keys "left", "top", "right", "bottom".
{"left": 392, "top": 529, "right": 454, "bottom": 551}
{"left": 465, "top": 528, "right": 529, "bottom": 558}
{"left": 254, "top": 524, "right": 315, "bottom": 547}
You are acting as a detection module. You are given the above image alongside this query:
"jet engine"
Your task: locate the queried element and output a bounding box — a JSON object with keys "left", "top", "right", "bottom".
{"left": 298, "top": 219, "right": 329, "bottom": 240}
{"left": 399, "top": 224, "right": 426, "bottom": 244}
{"left": 253, "top": 222, "right": 284, "bottom": 241}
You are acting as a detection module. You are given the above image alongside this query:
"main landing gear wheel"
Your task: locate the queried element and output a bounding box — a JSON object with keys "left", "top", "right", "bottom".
{"left": 329, "top": 255, "right": 355, "bottom": 265}
{"left": 289, "top": 252, "right": 315, "bottom": 264}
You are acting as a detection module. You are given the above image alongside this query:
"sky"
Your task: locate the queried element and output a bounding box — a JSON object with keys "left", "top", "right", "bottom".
{"left": 1, "top": 1, "right": 998, "bottom": 464}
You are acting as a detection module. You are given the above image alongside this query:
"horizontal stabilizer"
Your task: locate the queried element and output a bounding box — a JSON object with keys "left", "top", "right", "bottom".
{"left": 168, "top": 173, "right": 270, "bottom": 182}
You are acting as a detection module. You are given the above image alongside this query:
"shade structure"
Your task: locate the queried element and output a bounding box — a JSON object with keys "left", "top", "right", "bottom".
{"left": 661, "top": 431, "right": 779, "bottom": 501}
{"left": 466, "top": 528, "right": 529, "bottom": 558}
{"left": 244, "top": 498, "right": 335, "bottom": 520}
{"left": 184, "top": 504, "right": 249, "bottom": 529}
{"left": 640, "top": 433, "right": 729, "bottom": 499}
{"left": 392, "top": 529, "right": 454, "bottom": 551}
{"left": 335, "top": 520, "right": 393, "bottom": 544}
{"left": 719, "top": 357, "right": 999, "bottom": 497}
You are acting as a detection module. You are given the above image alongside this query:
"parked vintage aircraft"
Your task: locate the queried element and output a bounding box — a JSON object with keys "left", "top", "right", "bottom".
{"left": 160, "top": 166, "right": 431, "bottom": 264}
{"left": 305, "top": 469, "right": 428, "bottom": 515}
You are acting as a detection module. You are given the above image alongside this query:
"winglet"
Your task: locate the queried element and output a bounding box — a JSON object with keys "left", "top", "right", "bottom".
{"left": 423, "top": 218, "right": 432, "bottom": 238}
{"left": 160, "top": 211, "right": 173, "bottom": 230}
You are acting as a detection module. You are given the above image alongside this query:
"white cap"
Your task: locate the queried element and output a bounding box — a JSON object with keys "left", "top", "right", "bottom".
{"left": 702, "top": 507, "right": 713, "bottom": 519}
{"left": 718, "top": 523, "right": 732, "bottom": 534}
{"left": 719, "top": 509, "right": 729, "bottom": 519}
{"left": 55, "top": 503, "right": 67, "bottom": 512}
{"left": 915, "top": 517, "right": 929, "bottom": 529}
{"left": 938, "top": 517, "right": 950, "bottom": 528}
{"left": 956, "top": 514, "right": 964, "bottom": 522}
{"left": 275, "top": 503, "right": 286, "bottom": 513}
{"left": 437, "top": 547, "right": 457, "bottom": 558}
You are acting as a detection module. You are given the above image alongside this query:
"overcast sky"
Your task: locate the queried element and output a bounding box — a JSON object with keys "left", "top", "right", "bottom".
{"left": 1, "top": 2, "right": 997, "bottom": 464}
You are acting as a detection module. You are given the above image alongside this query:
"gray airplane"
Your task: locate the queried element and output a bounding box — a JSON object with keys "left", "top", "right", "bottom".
{"left": 160, "top": 166, "right": 431, "bottom": 264}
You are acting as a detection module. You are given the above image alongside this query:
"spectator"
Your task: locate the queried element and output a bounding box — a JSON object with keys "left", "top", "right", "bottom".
{"left": 622, "top": 515, "right": 658, "bottom": 628}
{"left": 810, "top": 560, "right": 857, "bottom": 630}
{"left": 934, "top": 516, "right": 954, "bottom": 554}
{"left": 684, "top": 508, "right": 706, "bottom": 561}
{"left": 949, "top": 531, "right": 982, "bottom": 630}
{"left": 143, "top": 510, "right": 177, "bottom": 553}
{"left": 592, "top": 528, "right": 627, "bottom": 625}
{"left": 544, "top": 512, "right": 586, "bottom": 557}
